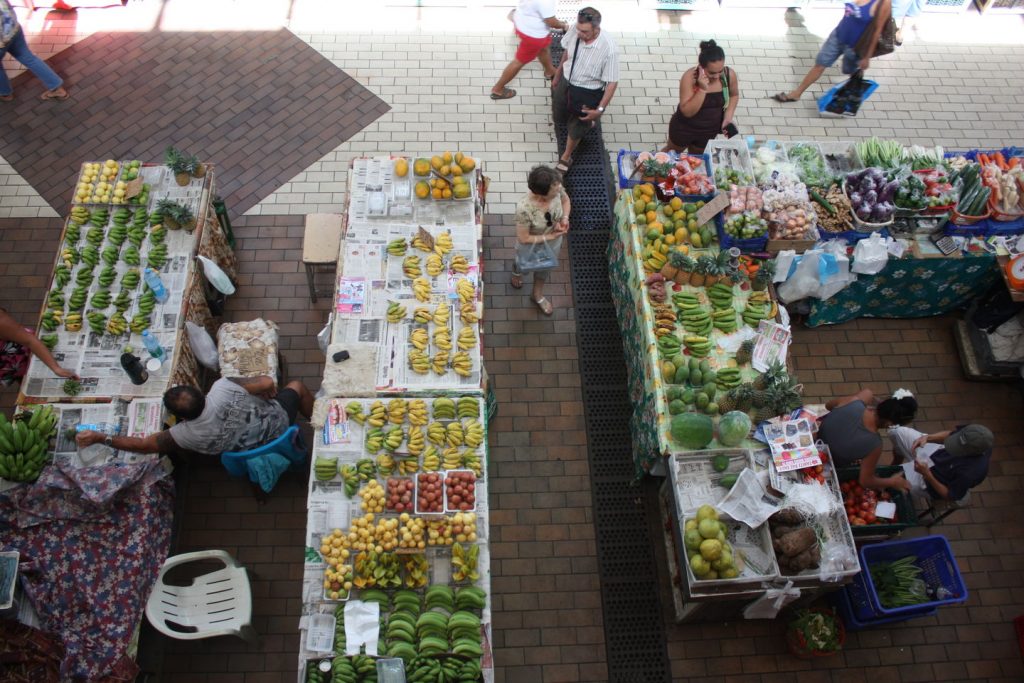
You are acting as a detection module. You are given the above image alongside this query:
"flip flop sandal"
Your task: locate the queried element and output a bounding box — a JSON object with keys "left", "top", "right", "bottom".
{"left": 532, "top": 296, "right": 553, "bottom": 316}
{"left": 40, "top": 90, "right": 69, "bottom": 101}
{"left": 555, "top": 157, "right": 573, "bottom": 174}
{"left": 0, "top": 95, "right": 13, "bottom": 102}
{"left": 771, "top": 93, "right": 798, "bottom": 103}
{"left": 511, "top": 274, "right": 523, "bottom": 289}
{"left": 490, "top": 88, "right": 516, "bottom": 100}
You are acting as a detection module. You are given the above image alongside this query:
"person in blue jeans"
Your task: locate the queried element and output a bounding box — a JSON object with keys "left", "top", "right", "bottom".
{"left": 772, "top": 0, "right": 890, "bottom": 103}
{"left": 0, "top": 0, "right": 69, "bottom": 102}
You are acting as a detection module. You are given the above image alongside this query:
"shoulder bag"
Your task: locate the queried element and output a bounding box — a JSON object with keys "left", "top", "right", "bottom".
{"left": 566, "top": 38, "right": 605, "bottom": 117}
{"left": 855, "top": 13, "right": 897, "bottom": 59}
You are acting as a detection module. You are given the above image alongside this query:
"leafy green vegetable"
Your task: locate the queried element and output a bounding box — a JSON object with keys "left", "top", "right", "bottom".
{"left": 788, "top": 143, "right": 833, "bottom": 187}
{"left": 856, "top": 137, "right": 905, "bottom": 169}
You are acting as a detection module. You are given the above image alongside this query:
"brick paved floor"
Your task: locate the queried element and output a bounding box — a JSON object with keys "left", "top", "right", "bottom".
{"left": 2, "top": 2, "right": 1024, "bottom": 683}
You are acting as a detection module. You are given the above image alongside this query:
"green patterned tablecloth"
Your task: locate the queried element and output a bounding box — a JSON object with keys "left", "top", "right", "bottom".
{"left": 807, "top": 254, "right": 1000, "bottom": 327}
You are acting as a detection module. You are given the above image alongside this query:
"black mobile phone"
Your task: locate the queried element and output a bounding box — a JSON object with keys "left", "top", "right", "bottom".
{"left": 332, "top": 350, "right": 350, "bottom": 363}
{"left": 724, "top": 123, "right": 739, "bottom": 138}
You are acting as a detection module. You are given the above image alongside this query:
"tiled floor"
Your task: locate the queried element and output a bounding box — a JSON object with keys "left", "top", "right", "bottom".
{"left": 1, "top": 2, "right": 1024, "bottom": 682}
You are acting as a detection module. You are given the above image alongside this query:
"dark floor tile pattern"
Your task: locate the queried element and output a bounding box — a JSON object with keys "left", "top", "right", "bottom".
{"left": 0, "top": 29, "right": 389, "bottom": 218}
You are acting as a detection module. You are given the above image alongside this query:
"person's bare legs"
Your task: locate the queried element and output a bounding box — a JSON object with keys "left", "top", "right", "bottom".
{"left": 537, "top": 46, "right": 555, "bottom": 79}
{"left": 560, "top": 135, "right": 581, "bottom": 165}
{"left": 786, "top": 65, "right": 825, "bottom": 101}
{"left": 284, "top": 380, "right": 314, "bottom": 419}
{"left": 531, "top": 272, "right": 553, "bottom": 315}
{"left": 492, "top": 59, "right": 525, "bottom": 95}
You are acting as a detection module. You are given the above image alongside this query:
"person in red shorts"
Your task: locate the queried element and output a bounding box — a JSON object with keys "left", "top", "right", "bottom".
{"left": 491, "top": 0, "right": 567, "bottom": 100}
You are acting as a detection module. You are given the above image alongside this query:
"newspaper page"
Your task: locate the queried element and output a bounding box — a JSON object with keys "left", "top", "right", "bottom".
{"left": 752, "top": 319, "right": 791, "bottom": 372}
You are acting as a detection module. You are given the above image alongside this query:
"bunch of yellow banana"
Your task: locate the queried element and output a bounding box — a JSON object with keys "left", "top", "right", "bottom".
{"left": 452, "top": 352, "right": 472, "bottom": 377}
{"left": 382, "top": 426, "right": 405, "bottom": 452}
{"left": 432, "top": 397, "right": 456, "bottom": 419}
{"left": 407, "top": 399, "right": 428, "bottom": 425}
{"left": 432, "top": 303, "right": 449, "bottom": 326}
{"left": 459, "top": 303, "right": 479, "bottom": 324}
{"left": 345, "top": 400, "right": 366, "bottom": 424}
{"left": 64, "top": 313, "right": 82, "bottom": 332}
{"left": 432, "top": 351, "right": 449, "bottom": 375}
{"left": 450, "top": 254, "right": 469, "bottom": 274}
{"left": 461, "top": 449, "right": 482, "bottom": 476}
{"left": 644, "top": 249, "right": 668, "bottom": 274}
{"left": 446, "top": 421, "right": 465, "bottom": 447}
{"left": 409, "top": 328, "right": 428, "bottom": 351}
{"left": 367, "top": 400, "right": 387, "bottom": 427}
{"left": 413, "top": 307, "right": 432, "bottom": 324}
{"left": 442, "top": 447, "right": 462, "bottom": 469}
{"left": 653, "top": 305, "right": 677, "bottom": 338}
{"left": 409, "top": 349, "right": 429, "bottom": 374}
{"left": 427, "top": 422, "right": 446, "bottom": 446}
{"left": 387, "top": 238, "right": 407, "bottom": 256}
{"left": 376, "top": 453, "right": 395, "bottom": 475}
{"left": 386, "top": 301, "right": 406, "bottom": 322}
{"left": 422, "top": 445, "right": 441, "bottom": 471}
{"left": 434, "top": 231, "right": 453, "bottom": 256}
{"left": 411, "top": 234, "right": 434, "bottom": 253}
{"left": 106, "top": 313, "right": 127, "bottom": 335}
{"left": 365, "top": 428, "right": 384, "bottom": 453}
{"left": 463, "top": 419, "right": 484, "bottom": 448}
{"left": 387, "top": 398, "right": 406, "bottom": 424}
{"left": 426, "top": 254, "right": 444, "bottom": 276}
{"left": 457, "top": 397, "right": 479, "bottom": 418}
{"left": 407, "top": 425, "right": 425, "bottom": 455}
{"left": 412, "top": 277, "right": 431, "bottom": 302}
{"left": 456, "top": 327, "right": 476, "bottom": 351}
{"left": 433, "top": 329, "right": 452, "bottom": 351}
{"left": 455, "top": 278, "right": 475, "bottom": 304}
{"left": 402, "top": 255, "right": 421, "bottom": 278}
{"left": 397, "top": 457, "right": 419, "bottom": 475}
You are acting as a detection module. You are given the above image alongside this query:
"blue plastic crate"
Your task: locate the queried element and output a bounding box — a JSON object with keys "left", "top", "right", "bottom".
{"left": 831, "top": 579, "right": 937, "bottom": 631}
{"left": 859, "top": 535, "right": 968, "bottom": 617}
{"left": 717, "top": 217, "right": 767, "bottom": 252}
{"left": 817, "top": 79, "right": 878, "bottom": 117}
{"left": 821, "top": 227, "right": 890, "bottom": 244}
{"left": 943, "top": 218, "right": 991, "bottom": 238}
{"left": 987, "top": 216, "right": 1024, "bottom": 235}
{"left": 616, "top": 150, "right": 715, "bottom": 203}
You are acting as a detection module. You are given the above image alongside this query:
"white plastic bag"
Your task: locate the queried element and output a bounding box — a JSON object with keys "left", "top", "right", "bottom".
{"left": 185, "top": 321, "right": 219, "bottom": 370}
{"left": 197, "top": 255, "right": 236, "bottom": 295}
{"left": 776, "top": 250, "right": 822, "bottom": 303}
{"left": 817, "top": 240, "right": 855, "bottom": 300}
{"left": 851, "top": 232, "right": 891, "bottom": 275}
{"left": 345, "top": 600, "right": 381, "bottom": 657}
{"left": 743, "top": 581, "right": 801, "bottom": 619}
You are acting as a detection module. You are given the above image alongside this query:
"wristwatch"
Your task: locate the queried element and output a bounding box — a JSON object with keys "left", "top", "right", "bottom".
{"left": 104, "top": 435, "right": 114, "bottom": 447}
{"left": 597, "top": 106, "right": 605, "bottom": 114}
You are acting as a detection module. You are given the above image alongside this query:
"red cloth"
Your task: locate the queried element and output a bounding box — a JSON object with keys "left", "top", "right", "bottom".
{"left": 514, "top": 28, "right": 551, "bottom": 63}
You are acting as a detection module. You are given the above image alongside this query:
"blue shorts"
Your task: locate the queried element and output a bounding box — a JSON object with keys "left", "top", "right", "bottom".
{"left": 815, "top": 28, "right": 860, "bottom": 75}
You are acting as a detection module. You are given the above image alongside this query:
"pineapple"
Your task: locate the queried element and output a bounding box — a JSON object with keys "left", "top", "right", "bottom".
{"left": 754, "top": 360, "right": 787, "bottom": 391}
{"left": 165, "top": 146, "right": 197, "bottom": 187}
{"left": 734, "top": 383, "right": 755, "bottom": 412}
{"left": 718, "top": 388, "right": 738, "bottom": 414}
{"left": 688, "top": 256, "right": 709, "bottom": 287}
{"left": 714, "top": 250, "right": 733, "bottom": 284}
{"left": 702, "top": 254, "right": 723, "bottom": 286}
{"left": 155, "top": 199, "right": 195, "bottom": 231}
{"left": 736, "top": 339, "right": 754, "bottom": 366}
{"left": 752, "top": 259, "right": 776, "bottom": 292}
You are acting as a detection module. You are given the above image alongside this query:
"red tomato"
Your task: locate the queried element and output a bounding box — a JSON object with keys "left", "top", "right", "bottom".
{"left": 864, "top": 513, "right": 876, "bottom": 524}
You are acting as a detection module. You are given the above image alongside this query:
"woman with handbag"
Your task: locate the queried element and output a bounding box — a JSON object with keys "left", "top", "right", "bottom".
{"left": 663, "top": 40, "right": 740, "bottom": 154}
{"left": 511, "top": 165, "right": 570, "bottom": 316}
{"left": 772, "top": 0, "right": 891, "bottom": 104}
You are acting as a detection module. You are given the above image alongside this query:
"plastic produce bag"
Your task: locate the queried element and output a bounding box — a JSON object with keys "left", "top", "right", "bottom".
{"left": 776, "top": 250, "right": 824, "bottom": 303}
{"left": 345, "top": 600, "right": 381, "bottom": 657}
{"left": 743, "top": 580, "right": 800, "bottom": 619}
{"left": 185, "top": 321, "right": 219, "bottom": 370}
{"left": 317, "top": 313, "right": 334, "bottom": 355}
{"left": 817, "top": 240, "right": 855, "bottom": 300}
{"left": 851, "top": 232, "right": 891, "bottom": 275}
{"left": 818, "top": 540, "right": 860, "bottom": 584}
{"left": 197, "top": 255, "right": 236, "bottom": 295}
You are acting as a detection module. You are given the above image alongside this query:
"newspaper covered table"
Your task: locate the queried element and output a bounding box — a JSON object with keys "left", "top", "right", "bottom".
{"left": 609, "top": 192, "right": 778, "bottom": 480}
{"left": 298, "top": 395, "right": 493, "bottom": 683}
{"left": 329, "top": 157, "right": 486, "bottom": 395}
{"left": 19, "top": 164, "right": 235, "bottom": 403}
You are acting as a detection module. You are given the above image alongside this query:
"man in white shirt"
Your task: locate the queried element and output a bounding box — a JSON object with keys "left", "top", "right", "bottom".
{"left": 491, "top": 0, "right": 567, "bottom": 100}
{"left": 551, "top": 7, "right": 620, "bottom": 173}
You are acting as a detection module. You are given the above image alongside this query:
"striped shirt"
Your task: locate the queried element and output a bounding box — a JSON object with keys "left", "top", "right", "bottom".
{"left": 560, "top": 25, "right": 620, "bottom": 90}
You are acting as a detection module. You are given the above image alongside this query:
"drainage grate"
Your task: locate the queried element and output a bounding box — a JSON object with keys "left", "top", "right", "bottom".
{"left": 551, "top": 70, "right": 673, "bottom": 681}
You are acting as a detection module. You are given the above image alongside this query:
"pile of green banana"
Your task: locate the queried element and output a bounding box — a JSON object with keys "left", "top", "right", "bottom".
{"left": 325, "top": 655, "right": 377, "bottom": 683}
{"left": 147, "top": 243, "right": 168, "bottom": 269}
{"left": 354, "top": 458, "right": 376, "bottom": 481}
{"left": 712, "top": 307, "right": 738, "bottom": 333}
{"left": 87, "top": 311, "right": 107, "bottom": 334}
{"left": 149, "top": 225, "right": 165, "bottom": 246}
{"left": 386, "top": 301, "right": 406, "bottom": 323}
{"left": 86, "top": 226, "right": 105, "bottom": 247}
{"left": 76, "top": 266, "right": 94, "bottom": 288}
{"left": 68, "top": 287, "right": 87, "bottom": 311}
{"left": 55, "top": 264, "right": 71, "bottom": 288}
{"left": 0, "top": 407, "right": 56, "bottom": 482}
{"left": 89, "top": 207, "right": 108, "bottom": 227}
{"left": 65, "top": 223, "right": 81, "bottom": 245}
{"left": 47, "top": 290, "right": 64, "bottom": 309}
{"left": 128, "top": 313, "right": 150, "bottom": 334}
{"left": 122, "top": 245, "right": 140, "bottom": 266}
{"left": 149, "top": 209, "right": 164, "bottom": 227}
{"left": 138, "top": 291, "right": 156, "bottom": 315}
{"left": 405, "top": 657, "right": 481, "bottom": 683}
{"left": 40, "top": 333, "right": 58, "bottom": 350}
{"left": 61, "top": 247, "right": 79, "bottom": 268}
{"left": 683, "top": 334, "right": 712, "bottom": 358}
{"left": 339, "top": 464, "right": 359, "bottom": 496}
{"left": 743, "top": 291, "right": 771, "bottom": 328}
{"left": 314, "top": 455, "right": 338, "bottom": 481}
{"left": 40, "top": 309, "right": 62, "bottom": 331}
{"left": 81, "top": 245, "right": 99, "bottom": 268}
{"left": 108, "top": 218, "right": 128, "bottom": 247}
{"left": 715, "top": 367, "right": 742, "bottom": 390}
{"left": 680, "top": 306, "right": 712, "bottom": 336}
{"left": 102, "top": 245, "right": 120, "bottom": 267}
{"left": 381, "top": 426, "right": 405, "bottom": 453}
{"left": 656, "top": 332, "right": 681, "bottom": 359}
{"left": 386, "top": 238, "right": 407, "bottom": 256}
{"left": 707, "top": 282, "right": 734, "bottom": 309}
{"left": 121, "top": 268, "right": 140, "bottom": 289}
{"left": 113, "top": 290, "right": 132, "bottom": 313}
{"left": 98, "top": 265, "right": 117, "bottom": 287}
{"left": 90, "top": 290, "right": 111, "bottom": 309}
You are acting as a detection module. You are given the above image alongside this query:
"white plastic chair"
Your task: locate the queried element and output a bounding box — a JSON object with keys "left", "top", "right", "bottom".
{"left": 145, "top": 550, "right": 257, "bottom": 643}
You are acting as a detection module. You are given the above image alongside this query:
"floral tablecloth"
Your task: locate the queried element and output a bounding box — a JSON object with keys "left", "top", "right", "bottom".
{"left": 0, "top": 460, "right": 173, "bottom": 682}
{"left": 808, "top": 254, "right": 1000, "bottom": 327}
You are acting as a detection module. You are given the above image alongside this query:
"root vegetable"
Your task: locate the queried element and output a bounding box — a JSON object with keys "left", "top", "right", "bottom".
{"left": 787, "top": 543, "right": 821, "bottom": 572}
{"left": 777, "top": 527, "right": 817, "bottom": 558}
{"left": 770, "top": 508, "right": 803, "bottom": 526}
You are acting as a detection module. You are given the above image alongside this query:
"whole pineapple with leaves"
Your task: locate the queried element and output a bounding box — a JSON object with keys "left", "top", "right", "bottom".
{"left": 753, "top": 375, "right": 802, "bottom": 423}
{"left": 753, "top": 385, "right": 784, "bottom": 423}
{"left": 156, "top": 198, "right": 195, "bottom": 231}
{"left": 754, "top": 359, "right": 787, "bottom": 391}
{"left": 734, "top": 383, "right": 756, "bottom": 412}
{"left": 165, "top": 146, "right": 197, "bottom": 187}
{"left": 753, "top": 259, "right": 776, "bottom": 292}
{"left": 736, "top": 338, "right": 755, "bottom": 366}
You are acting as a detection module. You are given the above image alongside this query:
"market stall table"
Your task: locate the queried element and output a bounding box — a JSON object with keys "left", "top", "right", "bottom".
{"left": 19, "top": 163, "right": 235, "bottom": 404}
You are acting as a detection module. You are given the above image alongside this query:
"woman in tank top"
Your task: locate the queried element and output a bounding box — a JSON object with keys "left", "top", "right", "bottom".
{"left": 818, "top": 387, "right": 916, "bottom": 492}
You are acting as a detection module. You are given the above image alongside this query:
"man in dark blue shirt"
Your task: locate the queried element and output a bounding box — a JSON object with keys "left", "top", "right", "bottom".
{"left": 891, "top": 424, "right": 993, "bottom": 501}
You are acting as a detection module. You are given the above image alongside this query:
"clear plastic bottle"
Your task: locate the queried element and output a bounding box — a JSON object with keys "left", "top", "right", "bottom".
{"left": 143, "top": 267, "right": 169, "bottom": 304}
{"left": 141, "top": 330, "right": 164, "bottom": 359}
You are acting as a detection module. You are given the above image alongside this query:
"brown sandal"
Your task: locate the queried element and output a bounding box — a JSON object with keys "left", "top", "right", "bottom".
{"left": 532, "top": 296, "right": 553, "bottom": 316}
{"left": 511, "top": 273, "right": 523, "bottom": 289}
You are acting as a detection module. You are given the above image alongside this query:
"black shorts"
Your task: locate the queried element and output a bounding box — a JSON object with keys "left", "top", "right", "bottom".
{"left": 274, "top": 388, "right": 300, "bottom": 424}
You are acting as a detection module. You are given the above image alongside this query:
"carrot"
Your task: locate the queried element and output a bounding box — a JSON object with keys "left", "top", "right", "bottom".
{"left": 1010, "top": 157, "right": 1020, "bottom": 169}
{"left": 994, "top": 152, "right": 1008, "bottom": 171}
{"left": 978, "top": 153, "right": 990, "bottom": 167}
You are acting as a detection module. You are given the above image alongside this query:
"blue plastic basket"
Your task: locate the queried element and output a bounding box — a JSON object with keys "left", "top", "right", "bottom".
{"left": 616, "top": 150, "right": 715, "bottom": 202}
{"left": 717, "top": 217, "right": 767, "bottom": 252}
{"left": 831, "top": 579, "right": 937, "bottom": 631}
{"left": 943, "top": 218, "right": 991, "bottom": 238}
{"left": 859, "top": 535, "right": 968, "bottom": 617}
{"left": 821, "top": 227, "right": 890, "bottom": 244}
{"left": 817, "top": 79, "right": 878, "bottom": 116}
{"left": 987, "top": 216, "right": 1024, "bottom": 235}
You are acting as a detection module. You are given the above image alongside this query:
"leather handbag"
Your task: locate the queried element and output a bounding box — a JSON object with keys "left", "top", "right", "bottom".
{"left": 855, "top": 15, "right": 897, "bottom": 59}
{"left": 565, "top": 38, "right": 604, "bottom": 116}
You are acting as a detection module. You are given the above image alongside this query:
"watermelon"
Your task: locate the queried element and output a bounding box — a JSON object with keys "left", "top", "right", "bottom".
{"left": 670, "top": 413, "right": 714, "bottom": 449}
{"left": 717, "top": 411, "right": 752, "bottom": 447}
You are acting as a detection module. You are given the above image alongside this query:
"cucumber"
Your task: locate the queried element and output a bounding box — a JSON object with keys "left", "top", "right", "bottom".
{"left": 970, "top": 187, "right": 991, "bottom": 216}
{"left": 809, "top": 188, "right": 836, "bottom": 215}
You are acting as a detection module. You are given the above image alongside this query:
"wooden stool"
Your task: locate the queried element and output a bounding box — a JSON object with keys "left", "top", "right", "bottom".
{"left": 302, "top": 214, "right": 342, "bottom": 303}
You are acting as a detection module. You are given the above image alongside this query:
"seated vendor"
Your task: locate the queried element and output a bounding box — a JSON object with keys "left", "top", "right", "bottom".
{"left": 75, "top": 376, "right": 313, "bottom": 455}
{"left": 890, "top": 423, "right": 993, "bottom": 501}
{"left": 818, "top": 387, "right": 918, "bottom": 492}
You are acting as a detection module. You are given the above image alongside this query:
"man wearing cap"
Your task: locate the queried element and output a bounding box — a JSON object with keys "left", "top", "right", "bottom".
{"left": 889, "top": 424, "right": 994, "bottom": 501}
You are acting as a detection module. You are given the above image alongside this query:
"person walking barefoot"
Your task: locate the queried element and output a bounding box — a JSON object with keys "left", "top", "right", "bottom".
{"left": 491, "top": 0, "right": 567, "bottom": 101}
{"left": 0, "top": 0, "right": 69, "bottom": 103}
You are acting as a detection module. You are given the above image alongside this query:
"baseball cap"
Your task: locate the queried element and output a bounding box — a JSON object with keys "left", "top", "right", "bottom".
{"left": 943, "top": 424, "right": 994, "bottom": 457}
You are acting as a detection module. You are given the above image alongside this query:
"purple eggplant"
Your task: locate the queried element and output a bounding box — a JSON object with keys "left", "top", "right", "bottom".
{"left": 865, "top": 189, "right": 878, "bottom": 204}
{"left": 869, "top": 204, "right": 886, "bottom": 222}
{"left": 849, "top": 191, "right": 863, "bottom": 206}
{"left": 856, "top": 203, "right": 872, "bottom": 221}
{"left": 881, "top": 180, "right": 899, "bottom": 203}
{"left": 846, "top": 172, "right": 860, "bottom": 188}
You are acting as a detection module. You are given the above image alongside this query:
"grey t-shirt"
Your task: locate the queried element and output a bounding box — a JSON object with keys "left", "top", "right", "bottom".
{"left": 168, "top": 378, "right": 289, "bottom": 455}
{"left": 818, "top": 399, "right": 883, "bottom": 467}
